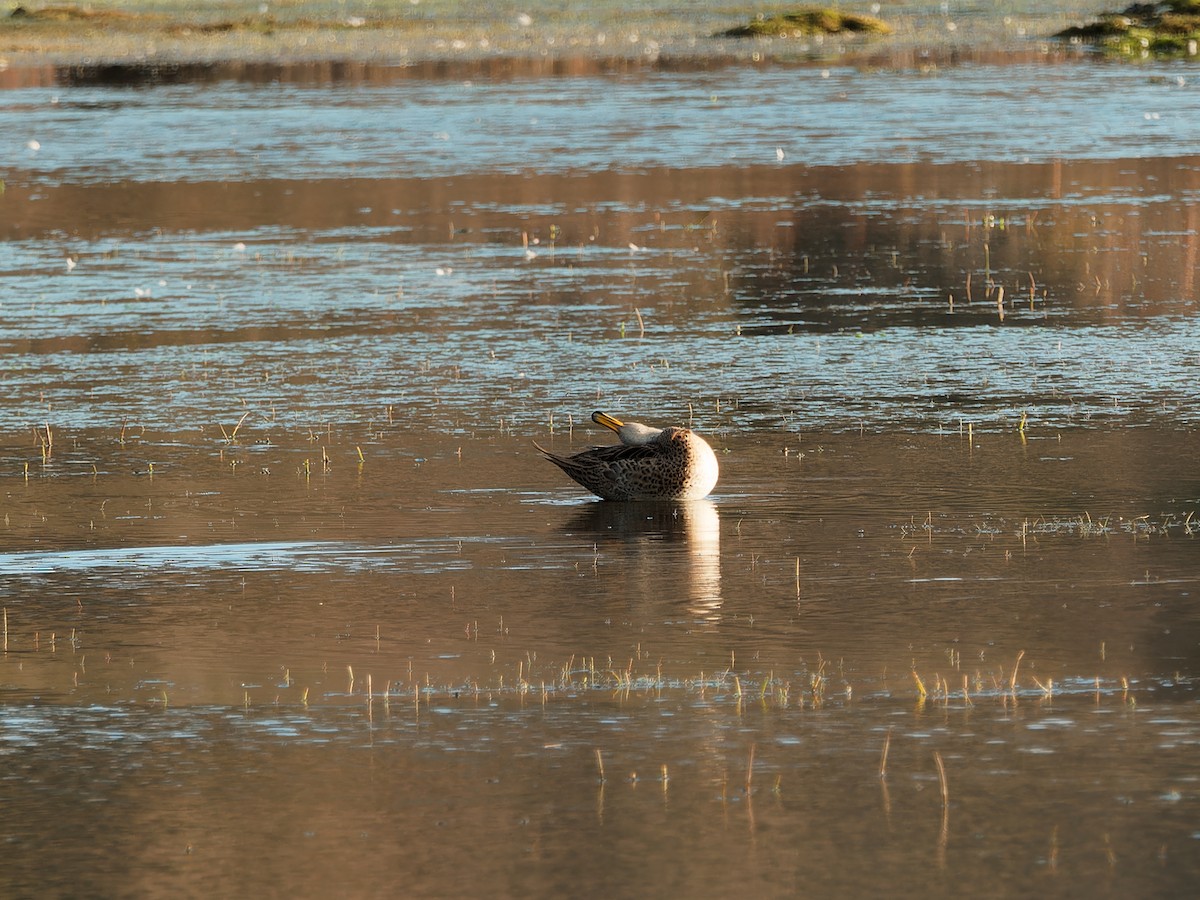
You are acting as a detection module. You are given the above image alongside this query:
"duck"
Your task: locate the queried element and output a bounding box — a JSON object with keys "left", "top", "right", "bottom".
{"left": 534, "top": 411, "right": 719, "bottom": 501}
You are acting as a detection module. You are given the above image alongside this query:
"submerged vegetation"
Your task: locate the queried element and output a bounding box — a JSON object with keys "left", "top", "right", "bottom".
{"left": 720, "top": 6, "right": 892, "bottom": 38}
{"left": 1056, "top": 0, "right": 1200, "bottom": 56}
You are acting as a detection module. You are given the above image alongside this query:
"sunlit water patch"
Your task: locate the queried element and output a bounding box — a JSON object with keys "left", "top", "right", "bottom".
{"left": 7, "top": 64, "right": 1200, "bottom": 184}
{"left": 0, "top": 539, "right": 494, "bottom": 576}
{"left": 3, "top": 315, "right": 1199, "bottom": 434}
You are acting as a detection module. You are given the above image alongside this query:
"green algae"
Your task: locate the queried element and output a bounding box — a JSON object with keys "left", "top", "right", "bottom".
{"left": 1056, "top": 1, "right": 1200, "bottom": 57}
{"left": 721, "top": 7, "right": 892, "bottom": 38}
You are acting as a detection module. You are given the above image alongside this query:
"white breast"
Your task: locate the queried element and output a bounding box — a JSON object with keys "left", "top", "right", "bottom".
{"left": 681, "top": 436, "right": 720, "bottom": 500}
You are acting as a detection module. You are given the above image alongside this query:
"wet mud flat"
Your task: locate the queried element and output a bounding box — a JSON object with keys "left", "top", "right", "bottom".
{"left": 3, "top": 26, "right": 1200, "bottom": 900}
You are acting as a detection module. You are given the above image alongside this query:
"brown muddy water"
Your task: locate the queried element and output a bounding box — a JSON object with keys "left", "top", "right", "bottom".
{"left": 3, "top": 55, "right": 1200, "bottom": 897}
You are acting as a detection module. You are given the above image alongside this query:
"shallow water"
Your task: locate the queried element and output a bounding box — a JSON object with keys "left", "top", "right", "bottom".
{"left": 7, "top": 63, "right": 1200, "bottom": 182}
{"left": 2, "top": 55, "right": 1200, "bottom": 896}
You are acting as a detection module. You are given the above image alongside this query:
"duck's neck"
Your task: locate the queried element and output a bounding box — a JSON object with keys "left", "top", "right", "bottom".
{"left": 617, "top": 423, "right": 663, "bottom": 446}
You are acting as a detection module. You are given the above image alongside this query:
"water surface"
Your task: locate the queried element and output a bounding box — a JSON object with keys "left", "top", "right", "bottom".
{"left": 2, "top": 54, "right": 1200, "bottom": 897}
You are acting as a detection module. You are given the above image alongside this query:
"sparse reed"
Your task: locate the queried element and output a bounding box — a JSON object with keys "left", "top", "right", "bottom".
{"left": 1009, "top": 649, "right": 1025, "bottom": 693}
{"left": 934, "top": 750, "right": 949, "bottom": 809}
{"left": 912, "top": 668, "right": 927, "bottom": 699}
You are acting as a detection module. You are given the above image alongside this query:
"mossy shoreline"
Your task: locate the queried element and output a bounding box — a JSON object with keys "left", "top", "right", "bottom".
{"left": 0, "top": 2, "right": 1134, "bottom": 69}
{"left": 1056, "top": 1, "right": 1200, "bottom": 57}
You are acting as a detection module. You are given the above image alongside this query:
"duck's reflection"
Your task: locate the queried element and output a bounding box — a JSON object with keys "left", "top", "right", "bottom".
{"left": 564, "top": 499, "right": 722, "bottom": 625}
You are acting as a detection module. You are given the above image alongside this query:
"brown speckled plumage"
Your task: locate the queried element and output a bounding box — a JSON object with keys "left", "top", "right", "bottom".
{"left": 535, "top": 411, "right": 719, "bottom": 501}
